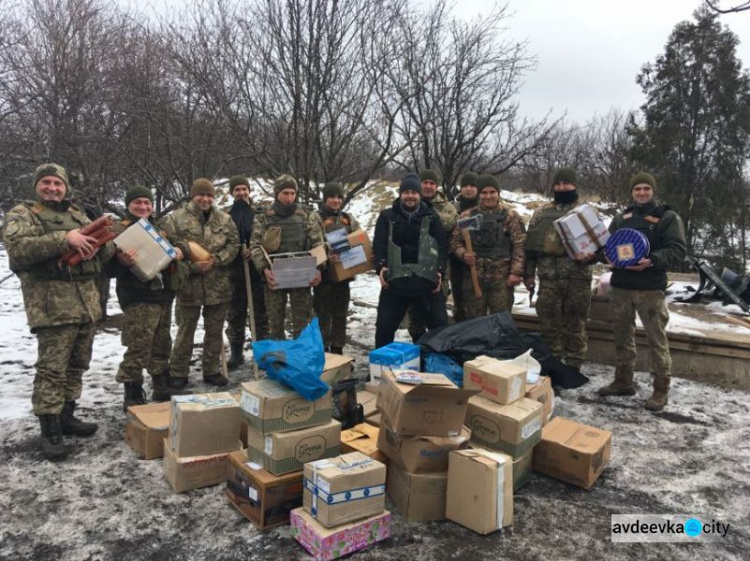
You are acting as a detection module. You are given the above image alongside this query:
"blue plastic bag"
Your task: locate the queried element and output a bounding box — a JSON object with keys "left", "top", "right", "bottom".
{"left": 424, "top": 352, "right": 464, "bottom": 387}
{"left": 253, "top": 317, "right": 329, "bottom": 401}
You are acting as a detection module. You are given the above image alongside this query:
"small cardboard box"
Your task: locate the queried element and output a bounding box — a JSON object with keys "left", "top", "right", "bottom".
{"left": 328, "top": 229, "right": 375, "bottom": 282}
{"left": 512, "top": 449, "right": 533, "bottom": 491}
{"left": 369, "top": 342, "right": 420, "bottom": 383}
{"left": 247, "top": 419, "right": 342, "bottom": 476}
{"left": 446, "top": 449, "right": 513, "bottom": 534}
{"left": 525, "top": 376, "right": 555, "bottom": 426}
{"left": 290, "top": 507, "right": 391, "bottom": 561}
{"left": 170, "top": 393, "right": 240, "bottom": 458}
{"left": 356, "top": 391, "right": 378, "bottom": 419}
{"left": 125, "top": 402, "right": 171, "bottom": 459}
{"left": 303, "top": 452, "right": 386, "bottom": 528}
{"left": 377, "top": 370, "right": 478, "bottom": 437}
{"left": 378, "top": 419, "right": 471, "bottom": 473}
{"left": 553, "top": 203, "right": 610, "bottom": 259}
{"left": 163, "top": 437, "right": 237, "bottom": 493}
{"left": 240, "top": 379, "right": 332, "bottom": 435}
{"left": 340, "top": 423, "right": 389, "bottom": 464}
{"left": 321, "top": 353, "right": 354, "bottom": 385}
{"left": 113, "top": 218, "right": 178, "bottom": 282}
{"left": 225, "top": 449, "right": 304, "bottom": 530}
{"left": 463, "top": 355, "right": 527, "bottom": 405}
{"left": 533, "top": 417, "right": 612, "bottom": 489}
{"left": 386, "top": 462, "right": 447, "bottom": 522}
{"left": 465, "top": 396, "right": 543, "bottom": 459}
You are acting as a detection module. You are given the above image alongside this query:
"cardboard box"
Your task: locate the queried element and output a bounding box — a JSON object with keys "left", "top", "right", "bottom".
{"left": 378, "top": 419, "right": 470, "bottom": 473}
{"left": 465, "top": 396, "right": 543, "bottom": 459}
{"left": 340, "top": 423, "right": 388, "bottom": 464}
{"left": 240, "top": 379, "right": 332, "bottom": 435}
{"left": 321, "top": 353, "right": 354, "bottom": 385}
{"left": 266, "top": 250, "right": 319, "bottom": 289}
{"left": 113, "top": 218, "right": 178, "bottom": 282}
{"left": 247, "top": 419, "right": 341, "bottom": 476}
{"left": 369, "top": 342, "right": 420, "bottom": 383}
{"left": 225, "top": 449, "right": 304, "bottom": 530}
{"left": 553, "top": 203, "right": 610, "bottom": 259}
{"left": 366, "top": 414, "right": 382, "bottom": 428}
{"left": 170, "top": 393, "right": 240, "bottom": 458}
{"left": 463, "top": 355, "right": 527, "bottom": 405}
{"left": 125, "top": 402, "right": 171, "bottom": 460}
{"left": 303, "top": 452, "right": 386, "bottom": 528}
{"left": 290, "top": 507, "right": 391, "bottom": 561}
{"left": 163, "top": 437, "right": 237, "bottom": 493}
{"left": 446, "top": 449, "right": 513, "bottom": 534}
{"left": 376, "top": 370, "right": 478, "bottom": 437}
{"left": 328, "top": 229, "right": 375, "bottom": 282}
{"left": 512, "top": 449, "right": 533, "bottom": 491}
{"left": 533, "top": 417, "right": 612, "bottom": 489}
{"left": 386, "top": 462, "right": 447, "bottom": 521}
{"left": 365, "top": 381, "right": 380, "bottom": 395}
{"left": 525, "top": 376, "right": 555, "bottom": 425}
{"left": 356, "top": 391, "right": 378, "bottom": 419}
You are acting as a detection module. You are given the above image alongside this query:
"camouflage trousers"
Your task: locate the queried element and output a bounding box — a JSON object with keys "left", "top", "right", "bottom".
{"left": 313, "top": 281, "right": 350, "bottom": 349}
{"left": 462, "top": 258, "right": 514, "bottom": 319}
{"left": 611, "top": 287, "right": 671, "bottom": 378}
{"left": 265, "top": 286, "right": 313, "bottom": 340}
{"left": 226, "top": 273, "right": 269, "bottom": 345}
{"left": 536, "top": 278, "right": 591, "bottom": 369}
{"left": 32, "top": 322, "right": 95, "bottom": 415}
{"left": 116, "top": 301, "right": 173, "bottom": 383}
{"left": 170, "top": 302, "right": 230, "bottom": 379}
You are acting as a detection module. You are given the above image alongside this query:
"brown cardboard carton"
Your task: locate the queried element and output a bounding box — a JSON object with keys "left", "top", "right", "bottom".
{"left": 364, "top": 381, "right": 380, "bottom": 395}
{"left": 463, "top": 355, "right": 527, "bottom": 405}
{"left": 356, "top": 391, "right": 378, "bottom": 419}
{"left": 170, "top": 393, "right": 241, "bottom": 458}
{"left": 377, "top": 419, "right": 470, "bottom": 473}
{"left": 329, "top": 230, "right": 375, "bottom": 282}
{"left": 533, "top": 417, "right": 612, "bottom": 489}
{"left": 303, "top": 452, "right": 386, "bottom": 528}
{"left": 525, "top": 376, "right": 554, "bottom": 425}
{"left": 225, "top": 449, "right": 304, "bottom": 529}
{"left": 247, "top": 419, "right": 342, "bottom": 476}
{"left": 465, "top": 396, "right": 543, "bottom": 459}
{"left": 376, "top": 370, "right": 478, "bottom": 437}
{"left": 321, "top": 354, "right": 354, "bottom": 385}
{"left": 366, "top": 414, "right": 382, "bottom": 428}
{"left": 386, "top": 462, "right": 447, "bottom": 521}
{"left": 125, "top": 402, "right": 171, "bottom": 459}
{"left": 163, "top": 437, "right": 238, "bottom": 493}
{"left": 340, "top": 423, "right": 389, "bottom": 464}
{"left": 512, "top": 449, "right": 533, "bottom": 491}
{"left": 240, "top": 379, "right": 332, "bottom": 435}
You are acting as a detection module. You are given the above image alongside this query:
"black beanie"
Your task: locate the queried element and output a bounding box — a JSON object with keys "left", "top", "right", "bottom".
{"left": 400, "top": 173, "right": 422, "bottom": 195}
{"left": 125, "top": 185, "right": 153, "bottom": 205}
{"left": 477, "top": 174, "right": 500, "bottom": 192}
{"left": 460, "top": 172, "right": 478, "bottom": 187}
{"left": 419, "top": 169, "right": 441, "bottom": 184}
{"left": 322, "top": 182, "right": 344, "bottom": 201}
{"left": 553, "top": 167, "right": 578, "bottom": 186}
{"left": 630, "top": 172, "right": 656, "bottom": 191}
{"left": 229, "top": 175, "right": 249, "bottom": 192}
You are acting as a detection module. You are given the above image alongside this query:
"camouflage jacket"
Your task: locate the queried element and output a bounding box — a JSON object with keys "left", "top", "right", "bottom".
{"left": 425, "top": 191, "right": 458, "bottom": 235}
{"left": 2, "top": 200, "right": 116, "bottom": 330}
{"left": 160, "top": 201, "right": 240, "bottom": 306}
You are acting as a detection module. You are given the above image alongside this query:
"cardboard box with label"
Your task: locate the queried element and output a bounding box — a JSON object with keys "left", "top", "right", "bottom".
{"left": 378, "top": 419, "right": 471, "bottom": 473}
{"left": 113, "top": 218, "right": 178, "bottom": 282}
{"left": 446, "top": 449, "right": 513, "bottom": 534}
{"left": 225, "top": 450, "right": 304, "bottom": 530}
{"left": 262, "top": 245, "right": 324, "bottom": 290}
{"left": 463, "top": 355, "right": 527, "bottom": 405}
{"left": 247, "top": 419, "right": 342, "bottom": 476}
{"left": 377, "top": 370, "right": 478, "bottom": 437}
{"left": 369, "top": 342, "right": 420, "bottom": 383}
{"left": 340, "top": 423, "right": 388, "bottom": 464}
{"left": 125, "top": 402, "right": 171, "bottom": 459}
{"left": 525, "top": 376, "right": 554, "bottom": 426}
{"left": 553, "top": 203, "right": 610, "bottom": 259}
{"left": 386, "top": 462, "right": 447, "bottom": 522}
{"left": 170, "top": 393, "right": 240, "bottom": 458}
{"left": 321, "top": 353, "right": 354, "bottom": 385}
{"left": 326, "top": 229, "right": 375, "bottom": 282}
{"left": 163, "top": 437, "right": 238, "bottom": 493}
{"left": 303, "top": 452, "right": 386, "bottom": 528}
{"left": 465, "top": 396, "right": 544, "bottom": 459}
{"left": 533, "top": 417, "right": 612, "bottom": 489}
{"left": 240, "top": 379, "right": 332, "bottom": 435}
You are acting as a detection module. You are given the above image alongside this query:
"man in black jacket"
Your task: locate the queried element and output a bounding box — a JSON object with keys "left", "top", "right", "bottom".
{"left": 373, "top": 173, "right": 448, "bottom": 348}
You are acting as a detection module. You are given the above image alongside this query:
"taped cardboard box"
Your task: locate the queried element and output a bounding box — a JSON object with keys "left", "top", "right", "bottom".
{"left": 170, "top": 393, "right": 240, "bottom": 458}
{"left": 225, "top": 450, "right": 304, "bottom": 530}
{"left": 163, "top": 437, "right": 239, "bottom": 493}
{"left": 386, "top": 462, "right": 447, "bottom": 522}
{"left": 327, "top": 229, "right": 375, "bottom": 282}
{"left": 525, "top": 376, "right": 554, "bottom": 426}
{"left": 463, "top": 355, "right": 527, "bottom": 405}
{"left": 240, "top": 379, "right": 332, "bottom": 435}
{"left": 340, "top": 423, "right": 388, "bottom": 464}
{"left": 369, "top": 342, "right": 420, "bottom": 383}
{"left": 125, "top": 402, "right": 171, "bottom": 460}
{"left": 553, "top": 203, "right": 610, "bottom": 260}
{"left": 533, "top": 417, "right": 612, "bottom": 489}
{"left": 465, "top": 396, "right": 543, "bottom": 459}
{"left": 228, "top": 392, "right": 249, "bottom": 447}
{"left": 378, "top": 419, "right": 470, "bottom": 473}
{"left": 446, "top": 449, "right": 513, "bottom": 534}
{"left": 303, "top": 452, "right": 386, "bottom": 528}
{"left": 247, "top": 419, "right": 342, "bottom": 476}
{"left": 376, "top": 370, "right": 478, "bottom": 437}
{"left": 321, "top": 353, "right": 354, "bottom": 385}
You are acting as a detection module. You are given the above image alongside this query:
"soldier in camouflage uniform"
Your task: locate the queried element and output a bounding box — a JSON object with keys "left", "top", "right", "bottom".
{"left": 451, "top": 172, "right": 479, "bottom": 322}
{"left": 599, "top": 172, "right": 687, "bottom": 411}
{"left": 249, "top": 175, "right": 325, "bottom": 340}
{"left": 3, "top": 163, "right": 115, "bottom": 460}
{"left": 523, "top": 168, "right": 596, "bottom": 370}
{"left": 313, "top": 182, "right": 362, "bottom": 354}
{"left": 161, "top": 179, "right": 240, "bottom": 388}
{"left": 452, "top": 174, "right": 525, "bottom": 317}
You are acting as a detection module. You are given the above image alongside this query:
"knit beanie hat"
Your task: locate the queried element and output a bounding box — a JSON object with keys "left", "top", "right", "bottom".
{"left": 419, "top": 169, "right": 441, "bottom": 184}
{"left": 125, "top": 185, "right": 153, "bottom": 205}
{"left": 553, "top": 167, "right": 577, "bottom": 186}
{"left": 477, "top": 174, "right": 500, "bottom": 192}
{"left": 229, "top": 175, "right": 249, "bottom": 192}
{"left": 190, "top": 178, "right": 215, "bottom": 198}
{"left": 630, "top": 172, "right": 656, "bottom": 191}
{"left": 274, "top": 174, "right": 298, "bottom": 196}
{"left": 33, "top": 163, "right": 70, "bottom": 194}
{"left": 322, "top": 182, "right": 344, "bottom": 201}
{"left": 399, "top": 173, "right": 422, "bottom": 195}
{"left": 460, "top": 172, "right": 478, "bottom": 187}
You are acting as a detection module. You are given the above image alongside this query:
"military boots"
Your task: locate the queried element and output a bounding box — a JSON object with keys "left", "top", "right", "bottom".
{"left": 645, "top": 376, "right": 670, "bottom": 411}
{"left": 227, "top": 343, "right": 245, "bottom": 369}
{"left": 60, "top": 401, "right": 98, "bottom": 437}
{"left": 38, "top": 415, "right": 70, "bottom": 461}
{"left": 123, "top": 382, "right": 148, "bottom": 412}
{"left": 151, "top": 371, "right": 191, "bottom": 402}
{"left": 598, "top": 367, "right": 636, "bottom": 397}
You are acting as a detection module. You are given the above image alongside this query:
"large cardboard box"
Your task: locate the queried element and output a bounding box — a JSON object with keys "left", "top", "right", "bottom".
{"left": 225, "top": 450, "right": 304, "bottom": 530}
{"left": 512, "top": 449, "right": 533, "bottom": 491}
{"left": 533, "top": 417, "right": 612, "bottom": 489}
{"left": 465, "top": 396, "right": 543, "bottom": 459}
{"left": 321, "top": 353, "right": 354, "bottom": 385}
{"left": 163, "top": 438, "right": 237, "bottom": 493}
{"left": 240, "top": 379, "right": 332, "bottom": 435}
{"left": 378, "top": 419, "right": 470, "bottom": 473}
{"left": 377, "top": 370, "right": 478, "bottom": 437}
{"left": 553, "top": 203, "right": 610, "bottom": 259}
{"left": 303, "top": 452, "right": 386, "bottom": 528}
{"left": 290, "top": 508, "right": 391, "bottom": 561}
{"left": 340, "top": 423, "right": 388, "bottom": 464}
{"left": 125, "top": 402, "right": 171, "bottom": 460}
{"left": 386, "top": 462, "right": 447, "bottom": 522}
{"left": 247, "top": 419, "right": 341, "bottom": 476}
{"left": 327, "top": 229, "right": 375, "bottom": 282}
{"left": 356, "top": 391, "right": 378, "bottom": 419}
{"left": 463, "top": 355, "right": 526, "bottom": 405}
{"left": 525, "top": 376, "right": 555, "bottom": 426}
{"left": 446, "top": 449, "right": 513, "bottom": 534}
{"left": 170, "top": 393, "right": 240, "bottom": 458}
{"left": 369, "top": 342, "right": 420, "bottom": 383}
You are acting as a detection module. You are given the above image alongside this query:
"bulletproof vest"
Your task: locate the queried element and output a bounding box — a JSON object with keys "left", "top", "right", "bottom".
{"left": 618, "top": 204, "right": 668, "bottom": 252}
{"left": 470, "top": 208, "right": 511, "bottom": 259}
{"left": 320, "top": 211, "right": 352, "bottom": 234}
{"left": 524, "top": 204, "right": 568, "bottom": 256}
{"left": 386, "top": 216, "right": 439, "bottom": 285}
{"left": 266, "top": 207, "right": 309, "bottom": 254}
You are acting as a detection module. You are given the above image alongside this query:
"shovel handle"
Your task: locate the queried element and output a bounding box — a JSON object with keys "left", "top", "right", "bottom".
{"left": 462, "top": 229, "right": 482, "bottom": 298}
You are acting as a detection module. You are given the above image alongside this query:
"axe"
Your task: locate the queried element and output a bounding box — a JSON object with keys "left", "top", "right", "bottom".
{"left": 457, "top": 214, "right": 483, "bottom": 298}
